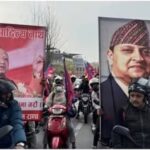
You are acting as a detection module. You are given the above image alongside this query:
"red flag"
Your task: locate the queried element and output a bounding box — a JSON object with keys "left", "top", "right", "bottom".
{"left": 84, "top": 61, "right": 97, "bottom": 80}
{"left": 63, "top": 58, "right": 74, "bottom": 109}
{"left": 44, "top": 65, "right": 55, "bottom": 78}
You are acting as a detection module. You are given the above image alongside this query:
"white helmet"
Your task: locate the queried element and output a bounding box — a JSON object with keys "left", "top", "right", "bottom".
{"left": 71, "top": 75, "right": 77, "bottom": 79}
{"left": 74, "top": 84, "right": 80, "bottom": 90}
{"left": 89, "top": 77, "right": 99, "bottom": 86}
{"left": 71, "top": 75, "right": 77, "bottom": 83}
{"left": 54, "top": 75, "right": 63, "bottom": 81}
{"left": 54, "top": 75, "right": 63, "bottom": 85}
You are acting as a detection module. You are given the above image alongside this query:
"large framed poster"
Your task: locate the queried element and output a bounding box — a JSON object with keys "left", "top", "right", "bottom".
{"left": 98, "top": 17, "right": 150, "bottom": 144}
{"left": 0, "top": 23, "right": 46, "bottom": 121}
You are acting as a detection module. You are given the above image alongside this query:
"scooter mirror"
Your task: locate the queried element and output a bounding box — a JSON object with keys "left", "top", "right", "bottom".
{"left": 113, "top": 125, "right": 130, "bottom": 137}
{"left": 112, "top": 125, "right": 139, "bottom": 147}
{"left": 0, "top": 125, "right": 13, "bottom": 139}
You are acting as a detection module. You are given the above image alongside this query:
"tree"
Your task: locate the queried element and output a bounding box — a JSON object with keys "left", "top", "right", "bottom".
{"left": 30, "top": 3, "right": 63, "bottom": 67}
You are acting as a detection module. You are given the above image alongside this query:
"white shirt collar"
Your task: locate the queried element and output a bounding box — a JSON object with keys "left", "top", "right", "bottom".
{"left": 111, "top": 72, "right": 129, "bottom": 97}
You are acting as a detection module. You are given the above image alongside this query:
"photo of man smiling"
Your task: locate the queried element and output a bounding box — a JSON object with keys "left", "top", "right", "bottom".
{"left": 99, "top": 18, "right": 150, "bottom": 146}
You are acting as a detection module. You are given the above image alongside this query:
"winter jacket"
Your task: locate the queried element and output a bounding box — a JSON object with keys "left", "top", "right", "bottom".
{"left": 0, "top": 100, "right": 26, "bottom": 148}
{"left": 79, "top": 79, "right": 90, "bottom": 94}
{"left": 123, "top": 103, "right": 150, "bottom": 148}
{"left": 91, "top": 91, "right": 100, "bottom": 110}
{"left": 46, "top": 90, "right": 67, "bottom": 108}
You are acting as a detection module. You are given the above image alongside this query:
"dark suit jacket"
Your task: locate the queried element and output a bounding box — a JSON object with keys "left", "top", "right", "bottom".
{"left": 100, "top": 74, "right": 128, "bottom": 144}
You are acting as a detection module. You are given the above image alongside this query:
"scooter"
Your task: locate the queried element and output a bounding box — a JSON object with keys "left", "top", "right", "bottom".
{"left": 46, "top": 104, "right": 69, "bottom": 149}
{"left": 111, "top": 125, "right": 141, "bottom": 148}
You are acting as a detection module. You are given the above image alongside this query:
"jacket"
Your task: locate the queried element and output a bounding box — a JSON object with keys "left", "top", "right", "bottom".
{"left": 0, "top": 100, "right": 26, "bottom": 148}
{"left": 46, "top": 90, "right": 67, "bottom": 108}
{"left": 91, "top": 91, "right": 100, "bottom": 110}
{"left": 123, "top": 103, "right": 150, "bottom": 148}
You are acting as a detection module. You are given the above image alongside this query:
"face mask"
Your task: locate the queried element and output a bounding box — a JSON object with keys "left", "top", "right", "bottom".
{"left": 93, "top": 84, "right": 99, "bottom": 92}
{"left": 0, "top": 93, "right": 12, "bottom": 105}
{"left": 55, "top": 86, "right": 63, "bottom": 93}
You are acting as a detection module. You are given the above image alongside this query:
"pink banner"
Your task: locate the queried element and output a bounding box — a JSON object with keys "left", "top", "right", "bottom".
{"left": 63, "top": 58, "right": 74, "bottom": 110}
{"left": 0, "top": 24, "right": 46, "bottom": 121}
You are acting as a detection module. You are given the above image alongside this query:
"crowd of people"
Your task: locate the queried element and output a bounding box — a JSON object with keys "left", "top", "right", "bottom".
{"left": 1, "top": 68, "right": 150, "bottom": 149}
{"left": 0, "top": 65, "right": 101, "bottom": 149}
{"left": 1, "top": 18, "right": 150, "bottom": 149}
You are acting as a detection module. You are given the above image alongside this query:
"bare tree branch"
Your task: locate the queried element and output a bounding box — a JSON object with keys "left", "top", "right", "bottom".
{"left": 30, "top": 3, "right": 63, "bottom": 67}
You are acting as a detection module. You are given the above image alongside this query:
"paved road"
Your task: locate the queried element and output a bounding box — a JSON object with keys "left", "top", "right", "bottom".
{"left": 34, "top": 100, "right": 104, "bottom": 149}
{"left": 35, "top": 112, "right": 97, "bottom": 149}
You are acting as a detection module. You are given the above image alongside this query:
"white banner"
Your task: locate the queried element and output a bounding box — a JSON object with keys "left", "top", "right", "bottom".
{"left": 15, "top": 97, "right": 43, "bottom": 111}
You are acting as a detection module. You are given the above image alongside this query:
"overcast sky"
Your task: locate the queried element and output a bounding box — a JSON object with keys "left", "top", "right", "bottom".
{"left": 0, "top": 1, "right": 150, "bottom": 62}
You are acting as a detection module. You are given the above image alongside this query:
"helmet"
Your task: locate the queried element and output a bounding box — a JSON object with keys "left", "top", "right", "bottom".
{"left": 54, "top": 75, "right": 63, "bottom": 85}
{"left": 89, "top": 77, "right": 99, "bottom": 91}
{"left": 71, "top": 75, "right": 77, "bottom": 83}
{"left": 0, "top": 79, "right": 17, "bottom": 94}
{"left": 89, "top": 77, "right": 99, "bottom": 87}
{"left": 0, "top": 79, "right": 17, "bottom": 104}
{"left": 74, "top": 84, "right": 80, "bottom": 91}
{"left": 128, "top": 82, "right": 147, "bottom": 96}
{"left": 71, "top": 75, "right": 76, "bottom": 79}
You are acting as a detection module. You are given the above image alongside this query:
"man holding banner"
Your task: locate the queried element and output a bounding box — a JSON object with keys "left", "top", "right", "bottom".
{"left": 100, "top": 19, "right": 150, "bottom": 145}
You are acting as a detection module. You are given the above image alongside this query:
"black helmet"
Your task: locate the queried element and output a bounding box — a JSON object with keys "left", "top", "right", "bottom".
{"left": 128, "top": 82, "right": 147, "bottom": 96}
{"left": 71, "top": 75, "right": 76, "bottom": 83}
{"left": 54, "top": 75, "right": 63, "bottom": 85}
{"left": 0, "top": 79, "right": 17, "bottom": 105}
{"left": 0, "top": 79, "right": 17, "bottom": 94}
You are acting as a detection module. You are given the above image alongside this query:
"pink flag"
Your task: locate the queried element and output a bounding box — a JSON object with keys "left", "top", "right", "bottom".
{"left": 44, "top": 65, "right": 55, "bottom": 78}
{"left": 63, "top": 58, "right": 74, "bottom": 109}
{"left": 84, "top": 61, "right": 97, "bottom": 80}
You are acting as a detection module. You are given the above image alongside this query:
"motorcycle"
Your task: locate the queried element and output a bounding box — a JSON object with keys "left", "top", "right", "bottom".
{"left": 111, "top": 125, "right": 140, "bottom": 148}
{"left": 46, "top": 104, "right": 69, "bottom": 149}
{"left": 80, "top": 93, "right": 91, "bottom": 123}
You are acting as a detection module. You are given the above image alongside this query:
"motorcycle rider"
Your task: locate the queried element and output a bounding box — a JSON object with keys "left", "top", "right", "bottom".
{"left": 79, "top": 75, "right": 90, "bottom": 94}
{"left": 111, "top": 78, "right": 150, "bottom": 148}
{"left": 73, "top": 84, "right": 81, "bottom": 102}
{"left": 76, "top": 75, "right": 90, "bottom": 118}
{"left": 71, "top": 75, "right": 77, "bottom": 89}
{"left": 89, "top": 77, "right": 100, "bottom": 131}
{"left": 0, "top": 79, "right": 26, "bottom": 148}
{"left": 45, "top": 75, "right": 76, "bottom": 148}
{"left": 89, "top": 77, "right": 101, "bottom": 148}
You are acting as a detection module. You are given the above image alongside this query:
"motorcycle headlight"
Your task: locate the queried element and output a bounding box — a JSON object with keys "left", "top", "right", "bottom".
{"left": 52, "top": 108, "right": 63, "bottom": 115}
{"left": 82, "top": 97, "right": 88, "bottom": 102}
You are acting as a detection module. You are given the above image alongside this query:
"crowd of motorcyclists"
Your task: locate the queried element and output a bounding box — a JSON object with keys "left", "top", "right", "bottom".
{"left": 1, "top": 69, "right": 150, "bottom": 149}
